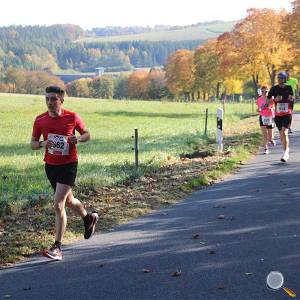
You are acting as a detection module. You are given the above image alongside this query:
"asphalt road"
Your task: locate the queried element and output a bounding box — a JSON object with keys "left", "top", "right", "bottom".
{"left": 1, "top": 114, "right": 300, "bottom": 300}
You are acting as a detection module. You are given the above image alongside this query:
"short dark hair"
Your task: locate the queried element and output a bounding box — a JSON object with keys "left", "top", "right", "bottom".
{"left": 45, "top": 85, "right": 65, "bottom": 96}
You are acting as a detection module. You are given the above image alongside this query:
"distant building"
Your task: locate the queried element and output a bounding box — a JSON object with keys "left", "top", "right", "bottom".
{"left": 55, "top": 67, "right": 105, "bottom": 84}
{"left": 95, "top": 67, "right": 105, "bottom": 77}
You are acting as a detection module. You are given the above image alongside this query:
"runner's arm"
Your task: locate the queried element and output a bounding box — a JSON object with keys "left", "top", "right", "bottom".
{"left": 31, "top": 137, "right": 54, "bottom": 150}
{"left": 31, "top": 136, "right": 44, "bottom": 150}
{"left": 78, "top": 129, "right": 90, "bottom": 143}
{"left": 69, "top": 129, "right": 91, "bottom": 145}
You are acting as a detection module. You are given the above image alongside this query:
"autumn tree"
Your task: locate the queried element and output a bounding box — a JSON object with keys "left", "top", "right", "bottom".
{"left": 66, "top": 78, "right": 92, "bottom": 98}
{"left": 113, "top": 75, "right": 129, "bottom": 99}
{"left": 283, "top": 0, "right": 300, "bottom": 67}
{"left": 127, "top": 70, "right": 149, "bottom": 99}
{"left": 148, "top": 68, "right": 170, "bottom": 99}
{"left": 90, "top": 76, "right": 114, "bottom": 99}
{"left": 164, "top": 49, "right": 195, "bottom": 101}
{"left": 194, "top": 40, "right": 223, "bottom": 100}
{"left": 3, "top": 68, "right": 64, "bottom": 94}
{"left": 226, "top": 9, "right": 294, "bottom": 93}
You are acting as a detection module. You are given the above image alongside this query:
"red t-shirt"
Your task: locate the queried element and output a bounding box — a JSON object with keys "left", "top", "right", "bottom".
{"left": 32, "top": 109, "right": 86, "bottom": 165}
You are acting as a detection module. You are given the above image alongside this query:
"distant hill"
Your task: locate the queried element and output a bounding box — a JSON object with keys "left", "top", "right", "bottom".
{"left": 0, "top": 21, "right": 236, "bottom": 74}
{"left": 79, "top": 21, "right": 237, "bottom": 43}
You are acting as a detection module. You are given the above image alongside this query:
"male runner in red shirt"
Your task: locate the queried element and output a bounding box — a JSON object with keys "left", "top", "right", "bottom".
{"left": 31, "top": 85, "right": 98, "bottom": 260}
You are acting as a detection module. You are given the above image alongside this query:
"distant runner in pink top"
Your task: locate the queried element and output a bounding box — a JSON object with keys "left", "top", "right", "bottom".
{"left": 256, "top": 86, "right": 275, "bottom": 154}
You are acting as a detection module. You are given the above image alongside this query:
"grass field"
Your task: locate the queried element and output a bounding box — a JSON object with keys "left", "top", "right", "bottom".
{"left": 78, "top": 21, "right": 237, "bottom": 43}
{"left": 0, "top": 93, "right": 255, "bottom": 212}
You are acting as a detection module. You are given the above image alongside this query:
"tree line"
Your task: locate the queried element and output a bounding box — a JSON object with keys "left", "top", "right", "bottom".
{"left": 0, "top": 23, "right": 202, "bottom": 73}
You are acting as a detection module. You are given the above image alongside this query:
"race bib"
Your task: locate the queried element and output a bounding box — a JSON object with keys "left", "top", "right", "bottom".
{"left": 276, "top": 103, "right": 288, "bottom": 113}
{"left": 47, "top": 133, "right": 69, "bottom": 156}
{"left": 262, "top": 116, "right": 273, "bottom": 126}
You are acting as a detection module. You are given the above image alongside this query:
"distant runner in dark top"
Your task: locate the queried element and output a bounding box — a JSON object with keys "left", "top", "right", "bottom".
{"left": 268, "top": 72, "right": 294, "bottom": 162}
{"left": 31, "top": 85, "right": 99, "bottom": 261}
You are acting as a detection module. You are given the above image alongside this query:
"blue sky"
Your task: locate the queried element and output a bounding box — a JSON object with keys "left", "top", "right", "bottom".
{"left": 1, "top": 0, "right": 292, "bottom": 29}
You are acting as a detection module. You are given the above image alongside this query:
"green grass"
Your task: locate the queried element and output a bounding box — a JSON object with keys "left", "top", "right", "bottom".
{"left": 0, "top": 93, "right": 256, "bottom": 212}
{"left": 77, "top": 21, "right": 237, "bottom": 43}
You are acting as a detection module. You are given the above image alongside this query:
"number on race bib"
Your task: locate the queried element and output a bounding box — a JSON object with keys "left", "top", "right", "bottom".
{"left": 262, "top": 116, "right": 273, "bottom": 126}
{"left": 276, "top": 103, "right": 288, "bottom": 113}
{"left": 48, "top": 133, "right": 70, "bottom": 156}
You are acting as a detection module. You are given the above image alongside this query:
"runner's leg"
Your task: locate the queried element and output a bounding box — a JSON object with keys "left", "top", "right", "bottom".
{"left": 267, "top": 128, "right": 273, "bottom": 146}
{"left": 261, "top": 126, "right": 268, "bottom": 152}
{"left": 54, "top": 183, "right": 71, "bottom": 242}
{"left": 66, "top": 190, "right": 87, "bottom": 218}
{"left": 280, "top": 127, "right": 289, "bottom": 151}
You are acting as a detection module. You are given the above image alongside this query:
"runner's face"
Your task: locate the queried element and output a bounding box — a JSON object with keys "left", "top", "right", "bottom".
{"left": 46, "top": 93, "right": 63, "bottom": 113}
{"left": 277, "top": 77, "right": 284, "bottom": 85}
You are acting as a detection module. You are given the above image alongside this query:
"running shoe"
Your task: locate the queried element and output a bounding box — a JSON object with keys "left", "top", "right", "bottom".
{"left": 270, "top": 140, "right": 276, "bottom": 146}
{"left": 84, "top": 212, "right": 99, "bottom": 239}
{"left": 43, "top": 244, "right": 62, "bottom": 260}
{"left": 264, "top": 148, "right": 269, "bottom": 155}
{"left": 281, "top": 150, "right": 289, "bottom": 162}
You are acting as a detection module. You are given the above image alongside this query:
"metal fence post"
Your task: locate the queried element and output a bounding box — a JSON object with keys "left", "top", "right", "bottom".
{"left": 204, "top": 108, "right": 208, "bottom": 136}
{"left": 133, "top": 129, "right": 139, "bottom": 172}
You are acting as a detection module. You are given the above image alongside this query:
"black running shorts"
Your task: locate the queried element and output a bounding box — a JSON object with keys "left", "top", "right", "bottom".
{"left": 45, "top": 162, "right": 78, "bottom": 191}
{"left": 274, "top": 115, "right": 292, "bottom": 131}
{"left": 259, "top": 116, "right": 274, "bottom": 129}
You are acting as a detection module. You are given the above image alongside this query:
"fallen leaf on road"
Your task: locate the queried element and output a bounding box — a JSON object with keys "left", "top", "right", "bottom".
{"left": 217, "top": 284, "right": 225, "bottom": 289}
{"left": 23, "top": 287, "right": 31, "bottom": 291}
{"left": 172, "top": 270, "right": 181, "bottom": 277}
{"left": 213, "top": 205, "right": 221, "bottom": 209}
{"left": 245, "top": 272, "right": 253, "bottom": 276}
{"left": 192, "top": 234, "right": 199, "bottom": 239}
{"left": 218, "top": 215, "right": 225, "bottom": 219}
{"left": 209, "top": 250, "right": 216, "bottom": 255}
{"left": 142, "top": 268, "right": 151, "bottom": 273}
{"left": 98, "top": 264, "right": 104, "bottom": 268}
{"left": 3, "top": 295, "right": 11, "bottom": 299}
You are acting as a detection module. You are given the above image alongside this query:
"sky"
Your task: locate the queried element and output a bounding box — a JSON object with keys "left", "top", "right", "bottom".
{"left": 0, "top": 0, "right": 292, "bottom": 29}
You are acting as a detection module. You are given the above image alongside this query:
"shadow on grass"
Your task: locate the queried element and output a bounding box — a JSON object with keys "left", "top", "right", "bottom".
{"left": 98, "top": 111, "right": 202, "bottom": 119}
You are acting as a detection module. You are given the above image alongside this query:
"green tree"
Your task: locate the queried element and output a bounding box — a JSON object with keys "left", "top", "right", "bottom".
{"left": 91, "top": 76, "right": 114, "bottom": 99}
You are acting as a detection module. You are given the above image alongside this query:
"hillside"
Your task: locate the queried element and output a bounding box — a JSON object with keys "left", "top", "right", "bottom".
{"left": 78, "top": 21, "right": 237, "bottom": 43}
{"left": 0, "top": 21, "right": 236, "bottom": 73}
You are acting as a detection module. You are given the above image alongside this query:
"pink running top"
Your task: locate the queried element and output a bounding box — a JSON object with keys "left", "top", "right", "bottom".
{"left": 256, "top": 97, "right": 274, "bottom": 117}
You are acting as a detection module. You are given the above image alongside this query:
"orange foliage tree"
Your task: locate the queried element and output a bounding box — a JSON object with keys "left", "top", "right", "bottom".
{"left": 283, "top": 0, "right": 300, "bottom": 67}
{"left": 194, "top": 40, "right": 223, "bottom": 100}
{"left": 164, "top": 49, "right": 195, "bottom": 100}
{"left": 127, "top": 70, "right": 149, "bottom": 99}
{"left": 225, "top": 8, "right": 294, "bottom": 93}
